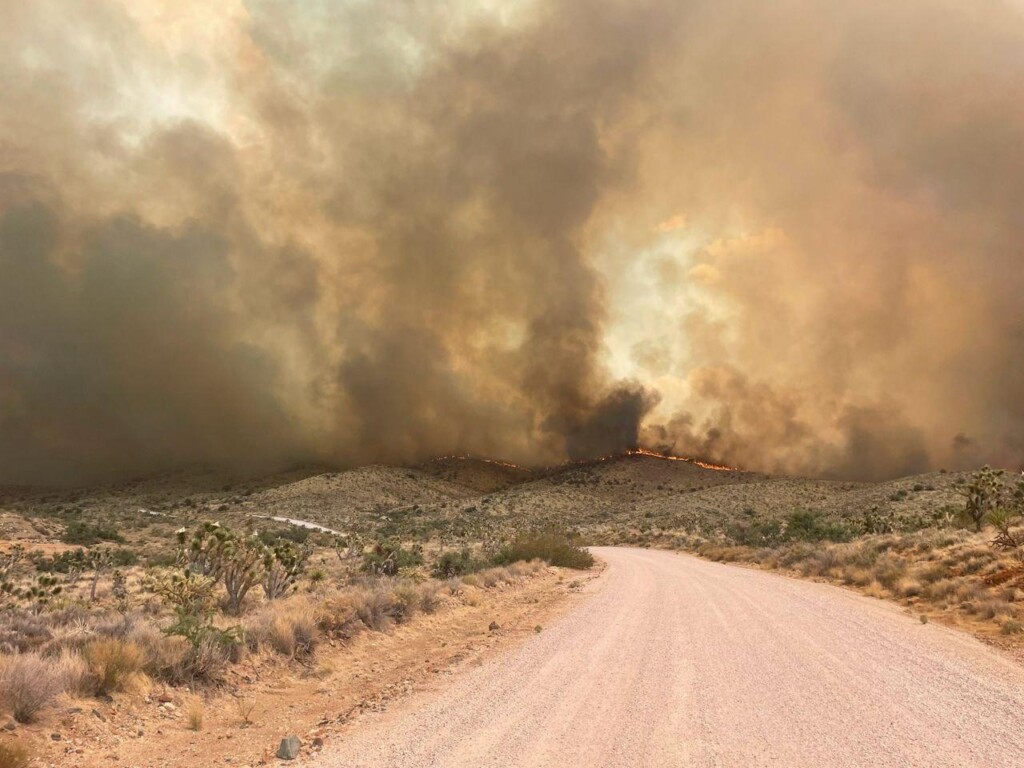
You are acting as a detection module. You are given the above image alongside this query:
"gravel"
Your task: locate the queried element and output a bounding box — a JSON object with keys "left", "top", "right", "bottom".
{"left": 317, "top": 547, "right": 1024, "bottom": 767}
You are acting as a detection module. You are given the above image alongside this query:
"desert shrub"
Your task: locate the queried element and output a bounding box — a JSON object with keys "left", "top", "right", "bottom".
{"left": 432, "top": 549, "right": 486, "bottom": 579}
{"left": 0, "top": 742, "right": 30, "bottom": 768}
{"left": 258, "top": 527, "right": 310, "bottom": 546}
{"left": 361, "top": 541, "right": 423, "bottom": 576}
{"left": 841, "top": 566, "right": 874, "bottom": 587}
{"left": 925, "top": 578, "right": 958, "bottom": 600}
{"left": 0, "top": 614, "right": 53, "bottom": 654}
{"left": 917, "top": 563, "right": 949, "bottom": 584}
{"left": 797, "top": 548, "right": 840, "bottom": 577}
{"left": 493, "top": 532, "right": 594, "bottom": 569}
{"left": 895, "top": 577, "right": 923, "bottom": 598}
{"left": 83, "top": 639, "right": 144, "bottom": 695}
{"left": 160, "top": 612, "right": 241, "bottom": 683}
{"left": 54, "top": 649, "right": 89, "bottom": 697}
{"left": 0, "top": 652, "right": 67, "bottom": 723}
{"left": 728, "top": 517, "right": 783, "bottom": 547}
{"left": 244, "top": 600, "right": 319, "bottom": 657}
{"left": 1001, "top": 619, "right": 1023, "bottom": 635}
{"left": 137, "top": 623, "right": 234, "bottom": 686}
{"left": 955, "top": 580, "right": 983, "bottom": 604}
{"left": 317, "top": 595, "right": 362, "bottom": 638}
{"left": 352, "top": 586, "right": 403, "bottom": 631}
{"left": 391, "top": 583, "right": 423, "bottom": 621}
{"left": 418, "top": 583, "right": 442, "bottom": 614}
{"left": 130, "top": 624, "right": 189, "bottom": 682}
{"left": 872, "top": 556, "right": 906, "bottom": 590}
{"left": 480, "top": 568, "right": 503, "bottom": 587}
{"left": 775, "top": 543, "right": 816, "bottom": 568}
{"left": 970, "top": 599, "right": 1015, "bottom": 620}
{"left": 184, "top": 634, "right": 235, "bottom": 683}
{"left": 782, "top": 511, "right": 853, "bottom": 543}
{"left": 61, "top": 522, "right": 125, "bottom": 546}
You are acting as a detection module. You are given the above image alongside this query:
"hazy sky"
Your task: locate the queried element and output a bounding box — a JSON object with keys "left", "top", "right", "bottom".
{"left": 2, "top": 0, "right": 1023, "bottom": 484}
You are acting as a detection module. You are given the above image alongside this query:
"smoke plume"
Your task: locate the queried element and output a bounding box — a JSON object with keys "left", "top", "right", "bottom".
{"left": 1, "top": 0, "right": 1023, "bottom": 483}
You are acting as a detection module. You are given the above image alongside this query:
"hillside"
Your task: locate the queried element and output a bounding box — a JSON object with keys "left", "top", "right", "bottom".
{"left": 0, "top": 453, "right": 976, "bottom": 555}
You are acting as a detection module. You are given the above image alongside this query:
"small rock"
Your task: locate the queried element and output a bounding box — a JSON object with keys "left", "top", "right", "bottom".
{"left": 157, "top": 692, "right": 174, "bottom": 703}
{"left": 50, "top": 733, "right": 62, "bottom": 741}
{"left": 3, "top": 720, "right": 16, "bottom": 732}
{"left": 91, "top": 709, "right": 106, "bottom": 722}
{"left": 160, "top": 702, "right": 176, "bottom": 711}
{"left": 312, "top": 737, "right": 324, "bottom": 749}
{"left": 276, "top": 735, "right": 301, "bottom": 760}
{"left": 488, "top": 621, "right": 501, "bottom": 632}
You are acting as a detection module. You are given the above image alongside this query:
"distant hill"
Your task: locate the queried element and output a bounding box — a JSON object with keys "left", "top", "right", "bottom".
{"left": 0, "top": 451, "right": 974, "bottom": 552}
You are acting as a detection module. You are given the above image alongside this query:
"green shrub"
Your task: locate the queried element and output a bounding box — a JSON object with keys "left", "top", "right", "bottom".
{"left": 493, "top": 532, "right": 594, "bottom": 570}
{"left": 61, "top": 522, "right": 126, "bottom": 546}
{"left": 1001, "top": 619, "right": 1023, "bottom": 635}
{"left": 728, "top": 517, "right": 783, "bottom": 547}
{"left": 361, "top": 540, "right": 423, "bottom": 576}
{"left": 432, "top": 549, "right": 486, "bottom": 579}
{"left": 782, "top": 511, "right": 853, "bottom": 543}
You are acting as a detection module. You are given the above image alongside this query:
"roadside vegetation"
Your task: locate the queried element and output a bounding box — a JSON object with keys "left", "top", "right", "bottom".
{"left": 0, "top": 514, "right": 586, "bottom": 761}
{"left": 685, "top": 468, "right": 1024, "bottom": 643}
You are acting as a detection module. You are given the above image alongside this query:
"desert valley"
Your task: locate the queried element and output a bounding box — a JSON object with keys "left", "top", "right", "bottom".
{"left": 3, "top": 452, "right": 1024, "bottom": 766}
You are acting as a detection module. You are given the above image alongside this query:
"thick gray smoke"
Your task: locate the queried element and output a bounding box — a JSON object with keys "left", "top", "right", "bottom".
{"left": 1, "top": 0, "right": 1023, "bottom": 484}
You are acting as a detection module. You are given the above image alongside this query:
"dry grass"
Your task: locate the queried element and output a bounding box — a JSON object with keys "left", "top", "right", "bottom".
{"left": 0, "top": 536, "right": 549, "bottom": 736}
{"left": 0, "top": 741, "right": 31, "bottom": 768}
{"left": 234, "top": 696, "right": 256, "bottom": 727}
{"left": 83, "top": 639, "right": 145, "bottom": 695}
{"left": 185, "top": 696, "right": 204, "bottom": 731}
{"left": 692, "top": 529, "right": 1024, "bottom": 639}
{"left": 0, "top": 652, "right": 67, "bottom": 723}
{"left": 245, "top": 598, "right": 320, "bottom": 658}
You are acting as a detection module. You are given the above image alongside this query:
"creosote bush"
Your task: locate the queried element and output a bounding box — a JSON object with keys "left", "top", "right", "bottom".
{"left": 493, "top": 532, "right": 594, "bottom": 570}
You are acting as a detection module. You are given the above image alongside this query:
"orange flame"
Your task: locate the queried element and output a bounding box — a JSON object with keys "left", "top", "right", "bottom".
{"left": 615, "top": 447, "right": 737, "bottom": 471}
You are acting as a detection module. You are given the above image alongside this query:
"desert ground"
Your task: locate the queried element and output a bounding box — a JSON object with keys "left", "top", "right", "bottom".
{"left": 2, "top": 453, "right": 1024, "bottom": 766}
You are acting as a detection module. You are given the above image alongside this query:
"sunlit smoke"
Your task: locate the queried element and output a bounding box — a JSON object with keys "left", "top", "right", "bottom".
{"left": 2, "top": 0, "right": 1023, "bottom": 483}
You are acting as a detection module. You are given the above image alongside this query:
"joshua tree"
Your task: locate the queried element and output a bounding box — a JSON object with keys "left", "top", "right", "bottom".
{"left": 987, "top": 476, "right": 1024, "bottom": 549}
{"left": 178, "top": 522, "right": 266, "bottom": 615}
{"left": 261, "top": 539, "right": 312, "bottom": 600}
{"left": 955, "top": 466, "right": 1005, "bottom": 532}
{"left": 0, "top": 544, "right": 26, "bottom": 606}
{"left": 89, "top": 548, "right": 114, "bottom": 601}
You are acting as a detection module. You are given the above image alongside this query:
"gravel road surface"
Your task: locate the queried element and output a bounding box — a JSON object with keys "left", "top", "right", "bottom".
{"left": 318, "top": 547, "right": 1024, "bottom": 767}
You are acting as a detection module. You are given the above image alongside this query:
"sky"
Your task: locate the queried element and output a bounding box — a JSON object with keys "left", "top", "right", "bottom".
{"left": 1, "top": 0, "right": 1024, "bottom": 484}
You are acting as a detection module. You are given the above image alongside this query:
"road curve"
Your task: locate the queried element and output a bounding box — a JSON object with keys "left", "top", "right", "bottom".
{"left": 319, "top": 547, "right": 1024, "bottom": 767}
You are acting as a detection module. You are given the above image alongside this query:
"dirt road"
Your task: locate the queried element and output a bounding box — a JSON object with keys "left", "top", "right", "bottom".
{"left": 317, "top": 547, "right": 1024, "bottom": 767}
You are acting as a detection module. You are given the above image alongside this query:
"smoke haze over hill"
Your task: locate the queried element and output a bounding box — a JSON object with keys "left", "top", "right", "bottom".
{"left": 2, "top": 0, "right": 1023, "bottom": 483}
